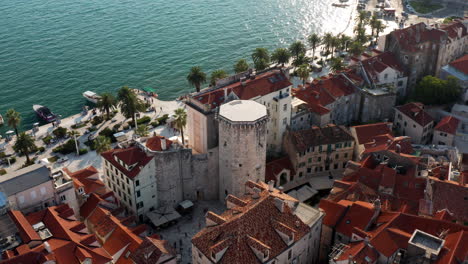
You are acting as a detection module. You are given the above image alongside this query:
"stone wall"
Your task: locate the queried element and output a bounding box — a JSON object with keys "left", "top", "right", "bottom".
{"left": 360, "top": 92, "right": 396, "bottom": 123}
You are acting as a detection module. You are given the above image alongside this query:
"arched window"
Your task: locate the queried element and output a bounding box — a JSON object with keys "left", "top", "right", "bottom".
{"left": 279, "top": 172, "right": 288, "bottom": 186}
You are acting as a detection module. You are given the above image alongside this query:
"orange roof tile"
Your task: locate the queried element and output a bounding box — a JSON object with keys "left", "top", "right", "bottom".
{"left": 434, "top": 116, "right": 459, "bottom": 135}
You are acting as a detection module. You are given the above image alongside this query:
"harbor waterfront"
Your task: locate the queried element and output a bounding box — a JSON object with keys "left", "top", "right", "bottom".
{"left": 0, "top": 0, "right": 357, "bottom": 134}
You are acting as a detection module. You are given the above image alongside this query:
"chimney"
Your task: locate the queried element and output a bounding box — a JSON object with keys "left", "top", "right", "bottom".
{"left": 160, "top": 138, "right": 167, "bottom": 150}
{"left": 268, "top": 180, "right": 274, "bottom": 192}
{"left": 223, "top": 88, "right": 228, "bottom": 99}
{"left": 278, "top": 186, "right": 284, "bottom": 194}
{"left": 44, "top": 241, "right": 52, "bottom": 253}
{"left": 252, "top": 187, "right": 261, "bottom": 199}
{"left": 396, "top": 144, "right": 401, "bottom": 153}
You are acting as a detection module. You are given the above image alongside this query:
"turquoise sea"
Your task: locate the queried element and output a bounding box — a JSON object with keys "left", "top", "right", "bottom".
{"left": 0, "top": 0, "right": 355, "bottom": 134}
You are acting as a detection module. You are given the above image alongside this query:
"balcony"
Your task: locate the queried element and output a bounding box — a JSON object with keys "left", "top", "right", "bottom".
{"left": 273, "top": 92, "right": 290, "bottom": 102}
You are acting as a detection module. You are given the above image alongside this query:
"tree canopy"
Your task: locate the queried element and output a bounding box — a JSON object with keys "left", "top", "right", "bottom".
{"left": 234, "top": 59, "right": 249, "bottom": 73}
{"left": 412, "top": 76, "right": 461, "bottom": 105}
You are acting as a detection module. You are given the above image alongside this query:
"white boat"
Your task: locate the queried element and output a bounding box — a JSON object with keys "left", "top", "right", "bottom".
{"left": 0, "top": 114, "right": 3, "bottom": 125}
{"left": 83, "top": 91, "right": 101, "bottom": 104}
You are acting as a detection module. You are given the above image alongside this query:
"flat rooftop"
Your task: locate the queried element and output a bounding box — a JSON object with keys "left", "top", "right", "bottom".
{"left": 219, "top": 100, "right": 267, "bottom": 122}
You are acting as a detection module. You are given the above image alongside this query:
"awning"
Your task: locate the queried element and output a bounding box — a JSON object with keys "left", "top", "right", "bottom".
{"left": 146, "top": 206, "right": 181, "bottom": 227}
{"left": 179, "top": 200, "right": 194, "bottom": 209}
{"left": 143, "top": 87, "right": 156, "bottom": 93}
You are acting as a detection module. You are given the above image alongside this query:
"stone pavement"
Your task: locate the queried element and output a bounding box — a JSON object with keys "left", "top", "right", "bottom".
{"left": 156, "top": 200, "right": 226, "bottom": 264}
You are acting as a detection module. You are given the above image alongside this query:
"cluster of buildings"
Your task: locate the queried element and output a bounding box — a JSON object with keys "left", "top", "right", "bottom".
{"left": 0, "top": 18, "right": 467, "bottom": 264}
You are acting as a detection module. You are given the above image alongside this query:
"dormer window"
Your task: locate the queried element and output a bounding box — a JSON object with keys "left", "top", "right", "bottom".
{"left": 78, "top": 187, "right": 84, "bottom": 194}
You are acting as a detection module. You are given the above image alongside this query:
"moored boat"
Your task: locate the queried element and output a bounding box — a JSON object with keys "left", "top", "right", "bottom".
{"left": 0, "top": 114, "right": 3, "bottom": 125}
{"left": 33, "top": 105, "right": 57, "bottom": 123}
{"left": 83, "top": 91, "right": 101, "bottom": 104}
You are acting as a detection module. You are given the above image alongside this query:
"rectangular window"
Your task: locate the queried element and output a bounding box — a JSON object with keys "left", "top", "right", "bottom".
{"left": 317, "top": 157, "right": 321, "bottom": 162}
{"left": 288, "top": 250, "right": 292, "bottom": 260}
{"left": 307, "top": 168, "right": 312, "bottom": 173}
{"left": 282, "top": 118, "right": 287, "bottom": 125}
{"left": 136, "top": 180, "right": 140, "bottom": 187}
{"left": 18, "top": 195, "right": 25, "bottom": 204}
{"left": 137, "top": 190, "right": 141, "bottom": 197}
{"left": 30, "top": 190, "right": 37, "bottom": 199}
{"left": 283, "top": 104, "right": 287, "bottom": 111}
{"left": 40, "top": 187, "right": 46, "bottom": 195}
{"left": 308, "top": 158, "right": 312, "bottom": 163}
{"left": 60, "top": 195, "right": 66, "bottom": 202}
{"left": 344, "top": 153, "right": 348, "bottom": 158}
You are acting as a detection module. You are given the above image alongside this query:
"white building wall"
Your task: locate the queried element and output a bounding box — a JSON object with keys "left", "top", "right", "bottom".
{"left": 8, "top": 181, "right": 55, "bottom": 213}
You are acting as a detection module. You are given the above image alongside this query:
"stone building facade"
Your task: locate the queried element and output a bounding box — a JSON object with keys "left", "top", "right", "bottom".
{"left": 217, "top": 100, "right": 268, "bottom": 199}
{"left": 283, "top": 124, "right": 355, "bottom": 179}
{"left": 394, "top": 102, "right": 435, "bottom": 144}
{"left": 383, "top": 20, "right": 467, "bottom": 93}
{"left": 185, "top": 68, "right": 292, "bottom": 155}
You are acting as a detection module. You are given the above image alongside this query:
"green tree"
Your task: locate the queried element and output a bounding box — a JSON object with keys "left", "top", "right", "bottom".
{"left": 173, "top": 108, "right": 187, "bottom": 145}
{"left": 118, "top": 86, "right": 146, "bottom": 125}
{"left": 252, "top": 48, "right": 270, "bottom": 71}
{"left": 271, "top": 48, "right": 291, "bottom": 67}
{"left": 374, "top": 20, "right": 386, "bottom": 40}
{"left": 135, "top": 124, "right": 149, "bottom": 137}
{"left": 187, "top": 66, "right": 207, "bottom": 92}
{"left": 308, "top": 33, "right": 321, "bottom": 58}
{"left": 234, "top": 59, "right": 249, "bottom": 73}
{"left": 369, "top": 14, "right": 378, "bottom": 36}
{"left": 330, "top": 57, "right": 345, "bottom": 72}
{"left": 339, "top": 35, "right": 352, "bottom": 51}
{"left": 292, "top": 53, "right": 311, "bottom": 67}
{"left": 210, "top": 69, "right": 228, "bottom": 86}
{"left": 14, "top": 132, "right": 36, "bottom": 163}
{"left": 6, "top": 109, "right": 21, "bottom": 137}
{"left": 330, "top": 35, "right": 341, "bottom": 58}
{"left": 289, "top": 41, "right": 307, "bottom": 59}
{"left": 322, "top": 33, "right": 334, "bottom": 56}
{"left": 349, "top": 41, "right": 366, "bottom": 56}
{"left": 296, "top": 64, "right": 310, "bottom": 85}
{"left": 412, "top": 75, "right": 461, "bottom": 105}
{"left": 97, "top": 92, "right": 117, "bottom": 119}
{"left": 93, "top": 135, "right": 111, "bottom": 154}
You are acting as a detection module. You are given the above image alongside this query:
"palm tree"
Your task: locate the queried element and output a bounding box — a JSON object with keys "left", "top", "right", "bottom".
{"left": 369, "top": 14, "right": 379, "bottom": 37}
{"left": 252, "top": 48, "right": 270, "bottom": 71}
{"left": 94, "top": 135, "right": 111, "bottom": 154}
{"left": 6, "top": 109, "right": 21, "bottom": 137}
{"left": 14, "top": 132, "right": 36, "bottom": 163}
{"left": 210, "top": 69, "right": 228, "bottom": 86}
{"left": 349, "top": 41, "right": 365, "bottom": 56}
{"left": 330, "top": 35, "right": 341, "bottom": 58}
{"left": 296, "top": 64, "right": 310, "bottom": 85}
{"left": 292, "top": 53, "right": 311, "bottom": 67}
{"left": 339, "top": 35, "right": 352, "bottom": 51}
{"left": 355, "top": 10, "right": 368, "bottom": 28}
{"left": 330, "top": 57, "right": 345, "bottom": 73}
{"left": 173, "top": 108, "right": 187, "bottom": 145}
{"left": 118, "top": 86, "right": 146, "bottom": 125}
{"left": 135, "top": 124, "right": 149, "bottom": 137}
{"left": 322, "top": 33, "right": 334, "bottom": 57}
{"left": 97, "top": 92, "right": 117, "bottom": 119}
{"left": 187, "top": 66, "right": 207, "bottom": 92}
{"left": 374, "top": 20, "right": 386, "bottom": 40}
{"left": 289, "top": 41, "right": 306, "bottom": 59}
{"left": 234, "top": 59, "right": 249, "bottom": 73}
{"left": 308, "top": 33, "right": 321, "bottom": 58}
{"left": 271, "top": 48, "right": 291, "bottom": 67}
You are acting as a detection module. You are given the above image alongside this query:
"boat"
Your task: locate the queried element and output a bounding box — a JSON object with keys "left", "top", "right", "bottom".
{"left": 83, "top": 91, "right": 101, "bottom": 104}
{"left": 33, "top": 105, "right": 57, "bottom": 123}
{"left": 0, "top": 114, "right": 3, "bottom": 125}
{"left": 332, "top": 3, "right": 349, "bottom": 7}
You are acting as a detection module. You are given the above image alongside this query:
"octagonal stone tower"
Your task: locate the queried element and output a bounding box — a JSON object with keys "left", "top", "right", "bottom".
{"left": 217, "top": 100, "right": 268, "bottom": 200}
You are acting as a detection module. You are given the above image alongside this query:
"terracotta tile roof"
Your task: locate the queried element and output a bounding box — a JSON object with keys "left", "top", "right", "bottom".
{"left": 86, "top": 206, "right": 147, "bottom": 264}
{"left": 131, "top": 235, "right": 176, "bottom": 264}
{"left": 396, "top": 102, "right": 434, "bottom": 127}
{"left": 429, "top": 176, "right": 468, "bottom": 222}
{"left": 5, "top": 205, "right": 112, "bottom": 264}
{"left": 390, "top": 22, "right": 446, "bottom": 52}
{"left": 286, "top": 124, "right": 354, "bottom": 153}
{"left": 433, "top": 209, "right": 454, "bottom": 222}
{"left": 352, "top": 122, "right": 392, "bottom": 145}
{"left": 225, "top": 194, "right": 248, "bottom": 207}
{"left": 331, "top": 204, "right": 468, "bottom": 263}
{"left": 434, "top": 116, "right": 460, "bottom": 135}
{"left": 101, "top": 146, "right": 153, "bottom": 179}
{"left": 335, "top": 201, "right": 376, "bottom": 237}
{"left": 193, "top": 70, "right": 292, "bottom": 110}
{"left": 439, "top": 20, "right": 467, "bottom": 41}
{"left": 192, "top": 182, "right": 309, "bottom": 264}
{"left": 293, "top": 72, "right": 359, "bottom": 115}
{"left": 64, "top": 166, "right": 107, "bottom": 195}
{"left": 145, "top": 136, "right": 173, "bottom": 151}
{"left": 265, "top": 156, "right": 296, "bottom": 185}
{"left": 448, "top": 54, "right": 468, "bottom": 75}
{"left": 319, "top": 199, "right": 348, "bottom": 227}
{"left": 357, "top": 51, "right": 405, "bottom": 81}
{"left": 362, "top": 135, "right": 414, "bottom": 155}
